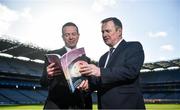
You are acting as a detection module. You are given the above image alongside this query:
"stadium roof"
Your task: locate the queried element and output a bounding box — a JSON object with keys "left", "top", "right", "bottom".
{"left": 141, "top": 59, "right": 180, "bottom": 72}
{"left": 0, "top": 35, "right": 48, "bottom": 61}
{"left": 0, "top": 35, "right": 179, "bottom": 71}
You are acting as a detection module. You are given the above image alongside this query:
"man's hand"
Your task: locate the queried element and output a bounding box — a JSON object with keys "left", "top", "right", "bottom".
{"left": 79, "top": 64, "right": 101, "bottom": 77}
{"left": 47, "top": 63, "right": 62, "bottom": 77}
{"left": 77, "top": 79, "right": 89, "bottom": 91}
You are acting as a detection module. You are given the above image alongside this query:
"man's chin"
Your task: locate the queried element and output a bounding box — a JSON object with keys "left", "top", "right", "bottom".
{"left": 69, "top": 45, "right": 76, "bottom": 49}
{"left": 105, "top": 42, "right": 111, "bottom": 46}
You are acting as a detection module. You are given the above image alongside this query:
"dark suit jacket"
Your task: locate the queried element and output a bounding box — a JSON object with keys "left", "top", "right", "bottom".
{"left": 40, "top": 47, "right": 92, "bottom": 109}
{"left": 90, "top": 40, "right": 145, "bottom": 109}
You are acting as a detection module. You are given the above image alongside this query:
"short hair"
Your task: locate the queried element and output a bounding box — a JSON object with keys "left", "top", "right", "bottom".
{"left": 101, "top": 17, "right": 122, "bottom": 29}
{"left": 62, "top": 22, "right": 79, "bottom": 35}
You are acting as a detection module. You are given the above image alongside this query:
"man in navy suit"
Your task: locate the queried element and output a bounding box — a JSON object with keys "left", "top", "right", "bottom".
{"left": 40, "top": 22, "right": 92, "bottom": 109}
{"left": 79, "top": 17, "right": 145, "bottom": 109}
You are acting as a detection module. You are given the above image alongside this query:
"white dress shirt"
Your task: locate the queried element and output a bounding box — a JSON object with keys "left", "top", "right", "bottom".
{"left": 104, "top": 39, "right": 123, "bottom": 68}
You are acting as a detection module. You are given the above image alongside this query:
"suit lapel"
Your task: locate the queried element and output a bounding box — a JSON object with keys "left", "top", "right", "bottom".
{"left": 99, "top": 52, "right": 108, "bottom": 67}
{"left": 55, "top": 47, "right": 67, "bottom": 56}
{"left": 106, "top": 40, "right": 127, "bottom": 67}
{"left": 61, "top": 47, "right": 67, "bottom": 55}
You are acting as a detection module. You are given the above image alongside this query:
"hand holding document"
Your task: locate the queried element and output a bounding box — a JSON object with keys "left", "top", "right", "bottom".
{"left": 46, "top": 47, "right": 88, "bottom": 93}
{"left": 79, "top": 64, "right": 101, "bottom": 77}
{"left": 46, "top": 63, "right": 63, "bottom": 77}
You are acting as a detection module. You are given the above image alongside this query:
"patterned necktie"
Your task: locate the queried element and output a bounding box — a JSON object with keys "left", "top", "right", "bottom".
{"left": 109, "top": 47, "right": 115, "bottom": 58}
{"left": 104, "top": 47, "right": 115, "bottom": 68}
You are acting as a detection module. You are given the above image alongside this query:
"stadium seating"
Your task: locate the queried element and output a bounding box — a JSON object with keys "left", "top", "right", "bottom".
{"left": 140, "top": 69, "right": 180, "bottom": 103}
{"left": 0, "top": 56, "right": 43, "bottom": 77}
{"left": 0, "top": 94, "right": 13, "bottom": 105}
{"left": 0, "top": 55, "right": 47, "bottom": 105}
{"left": 0, "top": 53, "right": 180, "bottom": 104}
{"left": 140, "top": 69, "right": 180, "bottom": 83}
{"left": 0, "top": 88, "right": 48, "bottom": 105}
{"left": 0, "top": 57, "right": 17, "bottom": 73}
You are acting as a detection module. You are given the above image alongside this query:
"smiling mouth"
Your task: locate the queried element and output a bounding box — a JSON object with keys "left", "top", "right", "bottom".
{"left": 69, "top": 40, "right": 75, "bottom": 43}
{"left": 103, "top": 38, "right": 109, "bottom": 42}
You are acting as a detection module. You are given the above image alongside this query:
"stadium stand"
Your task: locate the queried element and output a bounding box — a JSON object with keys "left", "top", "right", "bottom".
{"left": 0, "top": 36, "right": 48, "bottom": 105}
{"left": 141, "top": 61, "right": 180, "bottom": 103}
{"left": 0, "top": 36, "right": 180, "bottom": 105}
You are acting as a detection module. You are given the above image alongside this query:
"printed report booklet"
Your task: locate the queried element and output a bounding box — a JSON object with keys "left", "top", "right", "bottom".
{"left": 46, "top": 47, "right": 87, "bottom": 93}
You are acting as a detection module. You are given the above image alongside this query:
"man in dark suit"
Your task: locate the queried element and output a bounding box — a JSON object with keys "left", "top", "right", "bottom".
{"left": 79, "top": 17, "right": 145, "bottom": 109}
{"left": 40, "top": 22, "right": 92, "bottom": 109}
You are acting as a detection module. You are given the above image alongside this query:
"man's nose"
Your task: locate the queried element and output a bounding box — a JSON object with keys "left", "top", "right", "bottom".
{"left": 103, "top": 32, "right": 108, "bottom": 38}
{"left": 69, "top": 34, "right": 74, "bottom": 39}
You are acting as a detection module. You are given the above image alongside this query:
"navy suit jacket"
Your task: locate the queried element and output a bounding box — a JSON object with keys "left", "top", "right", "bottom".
{"left": 40, "top": 47, "right": 92, "bottom": 109}
{"left": 90, "top": 40, "right": 145, "bottom": 109}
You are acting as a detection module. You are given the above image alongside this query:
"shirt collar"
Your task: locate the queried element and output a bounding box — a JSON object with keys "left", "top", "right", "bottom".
{"left": 64, "top": 46, "right": 76, "bottom": 52}
{"left": 110, "top": 38, "right": 123, "bottom": 50}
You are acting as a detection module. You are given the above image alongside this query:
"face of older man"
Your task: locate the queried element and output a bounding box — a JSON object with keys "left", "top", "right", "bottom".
{"left": 101, "top": 20, "right": 122, "bottom": 47}
{"left": 62, "top": 26, "right": 79, "bottom": 49}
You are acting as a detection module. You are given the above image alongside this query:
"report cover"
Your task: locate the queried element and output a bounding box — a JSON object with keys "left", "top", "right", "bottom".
{"left": 46, "top": 47, "right": 87, "bottom": 93}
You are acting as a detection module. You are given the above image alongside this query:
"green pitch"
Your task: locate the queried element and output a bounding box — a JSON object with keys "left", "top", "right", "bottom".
{"left": 145, "top": 104, "right": 180, "bottom": 110}
{"left": 0, "top": 104, "right": 180, "bottom": 110}
{"left": 0, "top": 105, "right": 43, "bottom": 110}
{"left": 93, "top": 104, "right": 180, "bottom": 110}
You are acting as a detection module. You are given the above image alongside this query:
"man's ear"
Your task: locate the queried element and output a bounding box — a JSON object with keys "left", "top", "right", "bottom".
{"left": 117, "top": 28, "right": 122, "bottom": 36}
{"left": 118, "top": 28, "right": 122, "bottom": 32}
